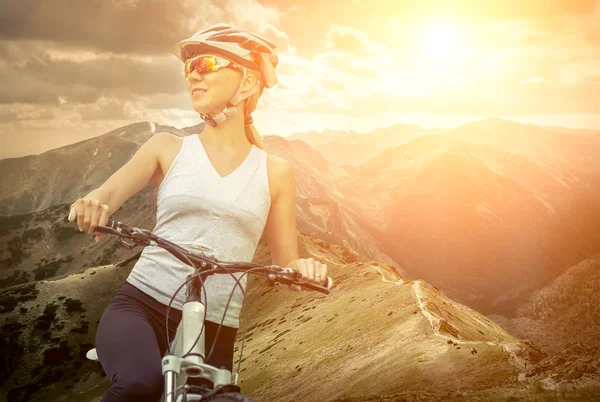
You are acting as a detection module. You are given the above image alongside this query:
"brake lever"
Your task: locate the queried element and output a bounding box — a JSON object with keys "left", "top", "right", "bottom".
{"left": 117, "top": 238, "right": 138, "bottom": 250}
{"left": 267, "top": 273, "right": 332, "bottom": 294}
{"left": 276, "top": 269, "right": 334, "bottom": 291}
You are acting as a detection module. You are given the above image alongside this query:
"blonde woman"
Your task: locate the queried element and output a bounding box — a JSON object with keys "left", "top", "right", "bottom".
{"left": 70, "top": 24, "right": 329, "bottom": 401}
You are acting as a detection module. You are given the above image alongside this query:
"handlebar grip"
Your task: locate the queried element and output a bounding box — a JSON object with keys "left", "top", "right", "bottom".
{"left": 68, "top": 208, "right": 116, "bottom": 232}
{"left": 298, "top": 276, "right": 333, "bottom": 294}
{"left": 94, "top": 219, "right": 117, "bottom": 233}
{"left": 68, "top": 207, "right": 76, "bottom": 222}
{"left": 68, "top": 207, "right": 114, "bottom": 228}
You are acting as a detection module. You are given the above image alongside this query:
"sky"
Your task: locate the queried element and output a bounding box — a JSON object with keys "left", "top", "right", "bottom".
{"left": 1, "top": 0, "right": 599, "bottom": 159}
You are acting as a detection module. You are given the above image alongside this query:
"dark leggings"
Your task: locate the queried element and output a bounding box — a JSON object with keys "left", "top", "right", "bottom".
{"left": 96, "top": 281, "right": 238, "bottom": 402}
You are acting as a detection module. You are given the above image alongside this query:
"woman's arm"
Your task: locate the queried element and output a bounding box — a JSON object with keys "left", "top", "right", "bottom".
{"left": 264, "top": 156, "right": 328, "bottom": 290}
{"left": 264, "top": 156, "right": 299, "bottom": 268}
{"left": 71, "top": 132, "right": 175, "bottom": 237}
{"left": 83, "top": 132, "right": 174, "bottom": 216}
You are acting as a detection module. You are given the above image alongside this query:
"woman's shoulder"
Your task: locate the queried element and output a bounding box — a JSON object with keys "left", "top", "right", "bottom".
{"left": 266, "top": 154, "right": 294, "bottom": 202}
{"left": 266, "top": 154, "right": 293, "bottom": 176}
{"left": 147, "top": 133, "right": 185, "bottom": 188}
{"left": 152, "top": 131, "right": 183, "bottom": 143}
{"left": 143, "top": 131, "right": 183, "bottom": 150}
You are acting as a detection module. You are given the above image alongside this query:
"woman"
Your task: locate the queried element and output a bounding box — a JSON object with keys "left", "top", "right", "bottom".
{"left": 69, "top": 23, "right": 329, "bottom": 401}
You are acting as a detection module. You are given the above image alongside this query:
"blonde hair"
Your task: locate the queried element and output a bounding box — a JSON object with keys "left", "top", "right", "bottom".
{"left": 243, "top": 70, "right": 265, "bottom": 150}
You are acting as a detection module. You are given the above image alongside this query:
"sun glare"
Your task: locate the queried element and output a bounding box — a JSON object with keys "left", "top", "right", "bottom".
{"left": 416, "top": 22, "right": 464, "bottom": 65}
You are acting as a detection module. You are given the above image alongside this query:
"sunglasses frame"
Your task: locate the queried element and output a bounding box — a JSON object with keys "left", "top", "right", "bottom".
{"left": 184, "top": 54, "right": 242, "bottom": 79}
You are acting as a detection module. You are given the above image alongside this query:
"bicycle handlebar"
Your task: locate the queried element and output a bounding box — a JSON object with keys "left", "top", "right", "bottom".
{"left": 72, "top": 214, "right": 332, "bottom": 294}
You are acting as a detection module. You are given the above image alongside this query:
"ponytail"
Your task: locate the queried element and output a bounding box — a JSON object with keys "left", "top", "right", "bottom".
{"left": 243, "top": 79, "right": 265, "bottom": 150}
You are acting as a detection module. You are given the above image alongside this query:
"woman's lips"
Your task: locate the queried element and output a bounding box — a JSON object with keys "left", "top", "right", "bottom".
{"left": 191, "top": 88, "right": 207, "bottom": 98}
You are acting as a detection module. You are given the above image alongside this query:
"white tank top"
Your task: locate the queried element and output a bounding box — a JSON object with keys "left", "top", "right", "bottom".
{"left": 126, "top": 134, "right": 271, "bottom": 328}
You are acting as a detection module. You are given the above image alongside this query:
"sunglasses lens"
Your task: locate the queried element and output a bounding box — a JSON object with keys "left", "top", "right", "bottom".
{"left": 185, "top": 56, "right": 227, "bottom": 78}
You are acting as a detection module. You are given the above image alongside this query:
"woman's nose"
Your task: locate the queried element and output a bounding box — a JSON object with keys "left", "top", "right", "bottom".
{"left": 187, "top": 69, "right": 204, "bottom": 82}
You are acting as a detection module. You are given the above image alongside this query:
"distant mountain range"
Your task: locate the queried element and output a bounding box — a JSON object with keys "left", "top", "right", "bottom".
{"left": 2, "top": 117, "right": 599, "bottom": 314}
{"left": 289, "top": 117, "right": 600, "bottom": 314}
{"left": 1, "top": 117, "right": 599, "bottom": 400}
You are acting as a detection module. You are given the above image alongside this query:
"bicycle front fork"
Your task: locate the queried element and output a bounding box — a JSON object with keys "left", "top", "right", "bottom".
{"left": 162, "top": 300, "right": 232, "bottom": 401}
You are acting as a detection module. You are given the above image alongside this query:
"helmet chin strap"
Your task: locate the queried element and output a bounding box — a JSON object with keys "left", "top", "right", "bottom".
{"left": 200, "top": 68, "right": 260, "bottom": 127}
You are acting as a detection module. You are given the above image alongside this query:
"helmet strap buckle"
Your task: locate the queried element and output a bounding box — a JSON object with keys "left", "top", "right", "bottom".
{"left": 199, "top": 113, "right": 218, "bottom": 127}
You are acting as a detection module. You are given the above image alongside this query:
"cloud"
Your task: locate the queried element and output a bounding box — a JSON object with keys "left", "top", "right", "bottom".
{"left": 323, "top": 24, "right": 386, "bottom": 54}
{"left": 0, "top": 104, "right": 55, "bottom": 122}
{"left": 221, "top": 0, "right": 280, "bottom": 32}
{"left": 261, "top": 24, "right": 291, "bottom": 53}
{"left": 0, "top": 0, "right": 197, "bottom": 54}
{"left": 0, "top": 0, "right": 283, "bottom": 55}
{"left": 0, "top": 40, "right": 188, "bottom": 106}
{"left": 380, "top": 0, "right": 598, "bottom": 21}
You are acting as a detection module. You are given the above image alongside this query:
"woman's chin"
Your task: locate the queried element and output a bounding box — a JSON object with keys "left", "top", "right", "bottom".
{"left": 191, "top": 102, "right": 212, "bottom": 115}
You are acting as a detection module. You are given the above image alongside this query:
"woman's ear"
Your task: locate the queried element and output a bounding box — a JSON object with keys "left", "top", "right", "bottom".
{"left": 242, "top": 73, "right": 259, "bottom": 92}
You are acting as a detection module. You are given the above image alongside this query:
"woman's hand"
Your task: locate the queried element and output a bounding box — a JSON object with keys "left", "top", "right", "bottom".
{"left": 68, "top": 199, "right": 110, "bottom": 242}
{"left": 285, "top": 258, "right": 329, "bottom": 292}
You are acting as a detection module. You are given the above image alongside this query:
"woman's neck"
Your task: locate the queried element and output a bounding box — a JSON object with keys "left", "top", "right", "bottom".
{"left": 199, "top": 111, "right": 250, "bottom": 151}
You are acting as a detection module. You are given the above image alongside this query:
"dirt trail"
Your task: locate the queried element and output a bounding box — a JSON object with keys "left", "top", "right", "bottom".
{"left": 411, "top": 279, "right": 529, "bottom": 369}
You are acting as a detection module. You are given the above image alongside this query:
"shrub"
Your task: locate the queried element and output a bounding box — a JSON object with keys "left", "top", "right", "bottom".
{"left": 53, "top": 225, "right": 80, "bottom": 242}
{"left": 4, "top": 237, "right": 25, "bottom": 266}
{"left": 0, "top": 295, "right": 18, "bottom": 313}
{"left": 13, "top": 284, "right": 38, "bottom": 302}
{"left": 64, "top": 298, "right": 85, "bottom": 313}
{"left": 22, "top": 227, "right": 45, "bottom": 243}
{"left": 34, "top": 303, "right": 59, "bottom": 331}
{"left": 70, "top": 320, "right": 89, "bottom": 334}
{"left": 43, "top": 341, "right": 72, "bottom": 365}
{"left": 0, "top": 214, "right": 31, "bottom": 236}
{"left": 33, "top": 261, "right": 61, "bottom": 280}
{"left": 0, "top": 270, "right": 30, "bottom": 288}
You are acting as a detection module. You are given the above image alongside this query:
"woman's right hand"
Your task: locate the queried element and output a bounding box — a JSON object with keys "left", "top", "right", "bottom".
{"left": 68, "top": 199, "right": 110, "bottom": 242}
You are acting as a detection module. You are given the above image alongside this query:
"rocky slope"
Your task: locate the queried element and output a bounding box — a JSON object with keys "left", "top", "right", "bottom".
{"left": 0, "top": 231, "right": 543, "bottom": 402}
{"left": 498, "top": 256, "right": 600, "bottom": 392}
{"left": 510, "top": 255, "right": 600, "bottom": 353}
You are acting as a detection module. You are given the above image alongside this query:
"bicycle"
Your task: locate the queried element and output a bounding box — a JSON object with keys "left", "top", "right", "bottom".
{"left": 69, "top": 213, "right": 333, "bottom": 402}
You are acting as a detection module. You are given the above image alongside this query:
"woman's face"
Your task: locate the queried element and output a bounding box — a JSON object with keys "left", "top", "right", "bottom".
{"left": 185, "top": 54, "right": 245, "bottom": 116}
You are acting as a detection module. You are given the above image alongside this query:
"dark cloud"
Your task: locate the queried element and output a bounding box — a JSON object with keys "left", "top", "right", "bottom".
{"left": 0, "top": 40, "right": 187, "bottom": 105}
{"left": 0, "top": 105, "right": 55, "bottom": 121}
{"left": 76, "top": 98, "right": 135, "bottom": 121}
{"left": 0, "top": 0, "right": 199, "bottom": 54}
{"left": 0, "top": 0, "right": 286, "bottom": 55}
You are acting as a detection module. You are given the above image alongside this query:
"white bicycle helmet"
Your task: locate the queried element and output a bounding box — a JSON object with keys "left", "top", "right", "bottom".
{"left": 171, "top": 23, "right": 279, "bottom": 127}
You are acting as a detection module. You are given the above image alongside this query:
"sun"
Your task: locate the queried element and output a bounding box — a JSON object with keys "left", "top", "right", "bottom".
{"left": 416, "top": 22, "right": 464, "bottom": 65}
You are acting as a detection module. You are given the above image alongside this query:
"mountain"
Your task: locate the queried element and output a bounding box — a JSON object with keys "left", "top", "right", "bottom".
{"left": 3, "top": 117, "right": 599, "bottom": 316}
{"left": 334, "top": 120, "right": 600, "bottom": 314}
{"left": 494, "top": 255, "right": 600, "bottom": 392}
{"left": 0, "top": 122, "right": 157, "bottom": 216}
{"left": 1, "top": 119, "right": 600, "bottom": 400}
{"left": 508, "top": 255, "right": 600, "bottom": 354}
{"left": 0, "top": 123, "right": 396, "bottom": 294}
{"left": 264, "top": 136, "right": 396, "bottom": 266}
{"left": 0, "top": 230, "right": 543, "bottom": 402}
{"left": 450, "top": 117, "right": 600, "bottom": 177}
{"left": 287, "top": 124, "right": 446, "bottom": 166}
